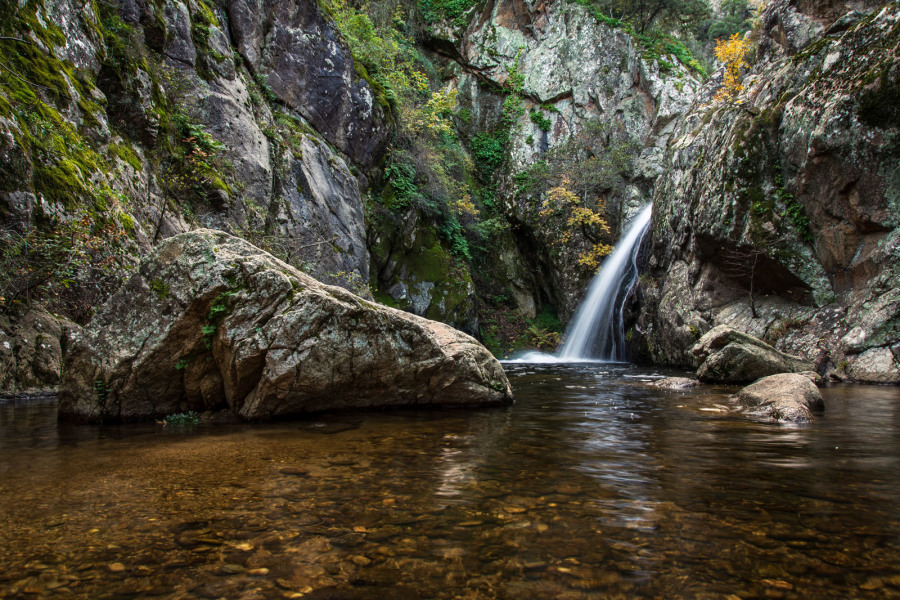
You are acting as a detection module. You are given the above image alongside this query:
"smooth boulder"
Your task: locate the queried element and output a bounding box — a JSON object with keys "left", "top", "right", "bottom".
{"left": 692, "top": 326, "right": 815, "bottom": 384}
{"left": 58, "top": 230, "right": 513, "bottom": 422}
{"left": 731, "top": 373, "right": 825, "bottom": 423}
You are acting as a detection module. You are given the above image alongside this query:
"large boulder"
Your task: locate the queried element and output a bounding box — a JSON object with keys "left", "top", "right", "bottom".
{"left": 693, "top": 326, "right": 814, "bottom": 384}
{"left": 731, "top": 373, "right": 825, "bottom": 423}
{"left": 58, "top": 230, "right": 513, "bottom": 423}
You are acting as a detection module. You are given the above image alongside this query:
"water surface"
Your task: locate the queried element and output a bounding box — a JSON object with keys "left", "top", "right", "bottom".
{"left": 1, "top": 365, "right": 899, "bottom": 599}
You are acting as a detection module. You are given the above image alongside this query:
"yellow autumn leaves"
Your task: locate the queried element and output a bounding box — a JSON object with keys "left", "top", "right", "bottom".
{"left": 714, "top": 33, "right": 751, "bottom": 102}
{"left": 540, "top": 178, "right": 613, "bottom": 271}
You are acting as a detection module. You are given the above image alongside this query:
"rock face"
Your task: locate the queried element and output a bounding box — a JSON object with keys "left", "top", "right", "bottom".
{"left": 635, "top": 1, "right": 900, "bottom": 382}
{"left": 222, "top": 0, "right": 391, "bottom": 169}
{"left": 693, "top": 326, "right": 815, "bottom": 384}
{"left": 448, "top": 0, "right": 702, "bottom": 318}
{"left": 0, "top": 308, "right": 79, "bottom": 394}
{"left": 58, "top": 230, "right": 513, "bottom": 423}
{"left": 731, "top": 373, "right": 825, "bottom": 423}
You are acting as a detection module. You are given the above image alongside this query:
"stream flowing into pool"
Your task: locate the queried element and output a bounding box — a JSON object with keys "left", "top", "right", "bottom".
{"left": 1, "top": 365, "right": 899, "bottom": 600}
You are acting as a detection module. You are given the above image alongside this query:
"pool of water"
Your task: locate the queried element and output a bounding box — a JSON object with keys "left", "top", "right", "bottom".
{"left": 1, "top": 364, "right": 899, "bottom": 599}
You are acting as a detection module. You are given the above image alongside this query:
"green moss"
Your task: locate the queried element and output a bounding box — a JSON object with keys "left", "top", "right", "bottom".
{"left": 32, "top": 160, "right": 91, "bottom": 209}
{"left": 149, "top": 278, "right": 170, "bottom": 300}
{"left": 109, "top": 142, "right": 142, "bottom": 170}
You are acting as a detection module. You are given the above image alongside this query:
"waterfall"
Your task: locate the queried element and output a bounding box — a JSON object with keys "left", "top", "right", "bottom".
{"left": 557, "top": 204, "right": 652, "bottom": 361}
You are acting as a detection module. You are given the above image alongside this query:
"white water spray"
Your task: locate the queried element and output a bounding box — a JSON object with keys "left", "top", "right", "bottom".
{"left": 556, "top": 204, "right": 653, "bottom": 361}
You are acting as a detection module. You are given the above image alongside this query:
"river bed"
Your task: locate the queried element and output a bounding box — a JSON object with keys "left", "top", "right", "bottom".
{"left": 1, "top": 364, "right": 899, "bottom": 599}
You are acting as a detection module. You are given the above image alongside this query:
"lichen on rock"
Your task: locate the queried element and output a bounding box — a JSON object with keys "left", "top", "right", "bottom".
{"left": 58, "top": 229, "right": 513, "bottom": 423}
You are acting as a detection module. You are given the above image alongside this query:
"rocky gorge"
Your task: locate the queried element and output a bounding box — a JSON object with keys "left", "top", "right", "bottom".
{"left": 0, "top": 0, "right": 898, "bottom": 407}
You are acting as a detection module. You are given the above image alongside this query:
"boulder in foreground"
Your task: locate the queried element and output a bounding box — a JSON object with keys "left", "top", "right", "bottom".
{"left": 731, "top": 373, "right": 825, "bottom": 423}
{"left": 59, "top": 230, "right": 513, "bottom": 422}
{"left": 692, "top": 326, "right": 815, "bottom": 384}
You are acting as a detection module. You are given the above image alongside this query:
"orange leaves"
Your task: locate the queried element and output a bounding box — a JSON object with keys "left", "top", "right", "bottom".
{"left": 714, "top": 33, "right": 750, "bottom": 102}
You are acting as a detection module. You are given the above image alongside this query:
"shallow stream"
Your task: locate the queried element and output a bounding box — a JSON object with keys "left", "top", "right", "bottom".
{"left": 1, "top": 364, "right": 899, "bottom": 599}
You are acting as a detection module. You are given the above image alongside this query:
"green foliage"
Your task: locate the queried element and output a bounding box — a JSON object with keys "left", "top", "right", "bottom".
{"left": 775, "top": 171, "right": 812, "bottom": 243}
{"left": 161, "top": 108, "right": 230, "bottom": 207}
{"left": 384, "top": 161, "right": 419, "bottom": 209}
{"left": 437, "top": 214, "right": 470, "bottom": 259}
{"left": 571, "top": 0, "right": 708, "bottom": 77}
{"left": 0, "top": 212, "right": 131, "bottom": 322}
{"left": 149, "top": 278, "right": 171, "bottom": 301}
{"left": 208, "top": 290, "right": 237, "bottom": 320}
{"left": 471, "top": 133, "right": 505, "bottom": 181}
{"left": 705, "top": 0, "right": 752, "bottom": 40}
{"left": 529, "top": 109, "right": 552, "bottom": 132}
{"left": 164, "top": 411, "right": 201, "bottom": 426}
{"left": 419, "top": 0, "right": 479, "bottom": 27}
{"left": 94, "top": 379, "right": 109, "bottom": 404}
{"left": 582, "top": 0, "right": 710, "bottom": 34}
{"left": 478, "top": 304, "right": 563, "bottom": 357}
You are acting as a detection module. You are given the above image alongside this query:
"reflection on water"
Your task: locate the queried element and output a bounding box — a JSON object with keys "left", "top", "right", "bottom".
{"left": 1, "top": 366, "right": 899, "bottom": 599}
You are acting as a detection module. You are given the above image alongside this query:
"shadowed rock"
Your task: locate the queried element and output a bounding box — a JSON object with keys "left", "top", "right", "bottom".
{"left": 693, "top": 326, "right": 814, "bottom": 384}
{"left": 58, "top": 230, "right": 512, "bottom": 422}
{"left": 731, "top": 373, "right": 825, "bottom": 423}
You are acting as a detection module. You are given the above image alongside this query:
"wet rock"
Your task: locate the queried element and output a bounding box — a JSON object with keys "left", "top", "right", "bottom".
{"left": 650, "top": 377, "right": 701, "bottom": 390}
{"left": 731, "top": 373, "right": 825, "bottom": 423}
{"left": 59, "top": 230, "right": 512, "bottom": 423}
{"left": 693, "top": 326, "right": 814, "bottom": 384}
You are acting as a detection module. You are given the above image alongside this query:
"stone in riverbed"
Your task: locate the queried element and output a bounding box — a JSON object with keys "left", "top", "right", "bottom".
{"left": 58, "top": 229, "right": 512, "bottom": 423}
{"left": 731, "top": 373, "right": 824, "bottom": 423}
{"left": 692, "top": 326, "right": 815, "bottom": 384}
{"left": 649, "top": 377, "right": 701, "bottom": 390}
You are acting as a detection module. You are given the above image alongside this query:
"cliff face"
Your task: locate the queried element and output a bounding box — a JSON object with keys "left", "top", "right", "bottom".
{"left": 439, "top": 0, "right": 702, "bottom": 318}
{"left": 636, "top": 0, "right": 900, "bottom": 383}
{"left": 0, "top": 0, "right": 380, "bottom": 298}
{"left": 3, "top": 0, "right": 898, "bottom": 392}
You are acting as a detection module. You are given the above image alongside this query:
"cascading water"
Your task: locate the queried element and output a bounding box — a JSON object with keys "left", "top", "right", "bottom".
{"left": 557, "top": 204, "right": 653, "bottom": 361}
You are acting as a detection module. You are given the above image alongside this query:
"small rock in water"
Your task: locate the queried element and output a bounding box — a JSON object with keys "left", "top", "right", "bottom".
{"left": 650, "top": 377, "right": 701, "bottom": 390}
{"left": 279, "top": 467, "right": 309, "bottom": 477}
{"left": 107, "top": 562, "right": 126, "bottom": 573}
{"left": 761, "top": 579, "right": 794, "bottom": 590}
{"left": 300, "top": 422, "right": 361, "bottom": 435}
{"left": 859, "top": 578, "right": 882, "bottom": 590}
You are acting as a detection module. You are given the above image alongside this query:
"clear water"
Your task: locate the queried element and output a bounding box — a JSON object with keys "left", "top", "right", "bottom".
{"left": 1, "top": 365, "right": 899, "bottom": 600}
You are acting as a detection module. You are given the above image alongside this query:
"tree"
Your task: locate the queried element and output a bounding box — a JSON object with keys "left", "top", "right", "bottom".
{"left": 714, "top": 33, "right": 750, "bottom": 102}
{"left": 707, "top": 0, "right": 752, "bottom": 40}
{"left": 539, "top": 177, "right": 614, "bottom": 271}
{"left": 596, "top": 0, "right": 711, "bottom": 34}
